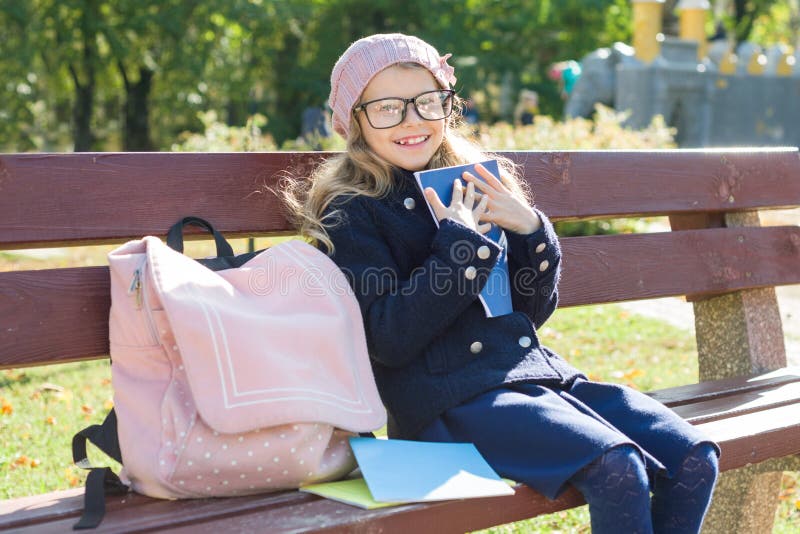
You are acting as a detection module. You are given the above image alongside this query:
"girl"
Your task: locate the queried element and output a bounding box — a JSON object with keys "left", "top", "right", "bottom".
{"left": 282, "top": 33, "right": 719, "bottom": 534}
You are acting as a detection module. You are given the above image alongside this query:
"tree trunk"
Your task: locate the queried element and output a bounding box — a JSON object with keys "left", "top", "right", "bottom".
{"left": 69, "top": 64, "right": 95, "bottom": 152}
{"left": 271, "top": 32, "right": 303, "bottom": 145}
{"left": 733, "top": 0, "right": 770, "bottom": 44}
{"left": 69, "top": 1, "right": 99, "bottom": 152}
{"left": 120, "top": 65, "right": 155, "bottom": 151}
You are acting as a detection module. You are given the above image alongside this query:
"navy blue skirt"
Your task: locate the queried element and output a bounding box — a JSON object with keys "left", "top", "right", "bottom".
{"left": 415, "top": 378, "right": 719, "bottom": 499}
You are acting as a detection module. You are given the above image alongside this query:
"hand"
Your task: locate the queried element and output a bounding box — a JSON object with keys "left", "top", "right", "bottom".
{"left": 424, "top": 179, "right": 492, "bottom": 235}
{"left": 462, "top": 163, "right": 541, "bottom": 234}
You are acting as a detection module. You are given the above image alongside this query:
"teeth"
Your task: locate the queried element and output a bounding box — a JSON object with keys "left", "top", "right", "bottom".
{"left": 396, "top": 136, "right": 428, "bottom": 145}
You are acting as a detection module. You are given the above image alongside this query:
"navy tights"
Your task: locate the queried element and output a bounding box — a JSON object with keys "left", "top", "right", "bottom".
{"left": 570, "top": 443, "right": 719, "bottom": 534}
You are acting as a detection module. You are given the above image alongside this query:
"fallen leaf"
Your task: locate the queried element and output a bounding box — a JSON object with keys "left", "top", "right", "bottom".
{"left": 81, "top": 405, "right": 94, "bottom": 415}
{"left": 103, "top": 399, "right": 114, "bottom": 411}
{"left": 65, "top": 468, "right": 80, "bottom": 487}
{"left": 1, "top": 398, "right": 12, "bottom": 415}
{"left": 46, "top": 416, "right": 56, "bottom": 425}
{"left": 623, "top": 368, "right": 645, "bottom": 380}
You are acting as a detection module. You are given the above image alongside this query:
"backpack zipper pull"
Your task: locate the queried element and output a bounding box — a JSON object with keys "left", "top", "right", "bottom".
{"left": 128, "top": 269, "right": 142, "bottom": 309}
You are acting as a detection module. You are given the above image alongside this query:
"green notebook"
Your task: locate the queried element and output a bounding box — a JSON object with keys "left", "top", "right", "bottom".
{"left": 300, "top": 477, "right": 401, "bottom": 509}
{"left": 300, "top": 476, "right": 517, "bottom": 510}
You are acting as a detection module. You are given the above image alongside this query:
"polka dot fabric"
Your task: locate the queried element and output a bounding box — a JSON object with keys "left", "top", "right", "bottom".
{"left": 143, "top": 361, "right": 356, "bottom": 498}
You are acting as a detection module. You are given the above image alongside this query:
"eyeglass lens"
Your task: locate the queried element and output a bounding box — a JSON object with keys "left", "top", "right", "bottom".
{"left": 362, "top": 90, "right": 453, "bottom": 128}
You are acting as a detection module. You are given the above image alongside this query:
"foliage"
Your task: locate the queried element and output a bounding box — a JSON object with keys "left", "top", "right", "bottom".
{"left": 0, "top": 0, "right": 638, "bottom": 152}
{"left": 171, "top": 111, "right": 277, "bottom": 152}
{"left": 748, "top": 0, "right": 800, "bottom": 49}
{"left": 470, "top": 105, "right": 676, "bottom": 151}
{"left": 715, "top": 0, "right": 799, "bottom": 45}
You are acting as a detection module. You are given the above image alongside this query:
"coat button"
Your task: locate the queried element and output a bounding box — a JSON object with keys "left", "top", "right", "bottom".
{"left": 539, "top": 260, "right": 549, "bottom": 272}
{"left": 470, "top": 341, "right": 483, "bottom": 354}
{"left": 403, "top": 197, "right": 416, "bottom": 210}
{"left": 464, "top": 266, "right": 477, "bottom": 280}
{"left": 518, "top": 336, "right": 532, "bottom": 348}
{"left": 535, "top": 243, "right": 546, "bottom": 253}
{"left": 477, "top": 245, "right": 490, "bottom": 260}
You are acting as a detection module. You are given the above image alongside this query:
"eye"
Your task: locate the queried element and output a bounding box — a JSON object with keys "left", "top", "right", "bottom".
{"left": 370, "top": 100, "right": 402, "bottom": 114}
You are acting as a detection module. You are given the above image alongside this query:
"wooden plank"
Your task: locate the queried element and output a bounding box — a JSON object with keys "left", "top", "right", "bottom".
{"left": 695, "top": 403, "right": 800, "bottom": 471}
{"left": 558, "top": 226, "right": 800, "bottom": 306}
{"left": 2, "top": 485, "right": 584, "bottom": 534}
{"left": 0, "top": 267, "right": 111, "bottom": 368}
{"left": 648, "top": 367, "right": 800, "bottom": 406}
{"left": 1, "top": 149, "right": 798, "bottom": 249}
{"left": 669, "top": 381, "right": 800, "bottom": 424}
{"left": 0, "top": 267, "right": 110, "bottom": 368}
{"left": 164, "top": 486, "right": 583, "bottom": 534}
{"left": 4, "top": 396, "right": 798, "bottom": 532}
{"left": 4, "top": 226, "right": 799, "bottom": 368}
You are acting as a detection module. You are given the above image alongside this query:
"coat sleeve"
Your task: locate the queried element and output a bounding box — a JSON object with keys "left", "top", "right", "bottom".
{"left": 325, "top": 197, "right": 501, "bottom": 368}
{"left": 504, "top": 208, "right": 562, "bottom": 329}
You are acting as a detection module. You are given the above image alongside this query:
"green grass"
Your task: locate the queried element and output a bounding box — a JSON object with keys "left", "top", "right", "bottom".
{"left": 2, "top": 243, "right": 798, "bottom": 532}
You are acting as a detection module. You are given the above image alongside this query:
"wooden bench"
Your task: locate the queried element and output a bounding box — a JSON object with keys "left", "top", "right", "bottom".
{"left": 2, "top": 149, "right": 800, "bottom": 533}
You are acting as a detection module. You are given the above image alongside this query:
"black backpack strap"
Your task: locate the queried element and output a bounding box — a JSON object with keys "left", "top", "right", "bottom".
{"left": 72, "top": 409, "right": 128, "bottom": 530}
{"left": 73, "top": 467, "right": 128, "bottom": 530}
{"left": 166, "top": 216, "right": 234, "bottom": 257}
{"left": 72, "top": 409, "right": 123, "bottom": 465}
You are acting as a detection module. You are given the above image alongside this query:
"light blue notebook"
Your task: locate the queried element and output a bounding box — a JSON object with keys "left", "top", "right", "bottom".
{"left": 349, "top": 437, "right": 515, "bottom": 503}
{"left": 414, "top": 160, "right": 513, "bottom": 317}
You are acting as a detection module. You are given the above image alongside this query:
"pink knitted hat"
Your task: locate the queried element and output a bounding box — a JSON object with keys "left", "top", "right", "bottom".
{"left": 329, "top": 33, "right": 457, "bottom": 138}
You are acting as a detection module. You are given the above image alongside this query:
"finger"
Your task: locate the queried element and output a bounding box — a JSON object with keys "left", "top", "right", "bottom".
{"left": 462, "top": 171, "right": 494, "bottom": 195}
{"left": 424, "top": 187, "right": 447, "bottom": 220}
{"left": 451, "top": 179, "right": 464, "bottom": 205}
{"left": 477, "top": 222, "right": 493, "bottom": 235}
{"left": 473, "top": 192, "right": 489, "bottom": 217}
{"left": 474, "top": 163, "right": 507, "bottom": 191}
{"left": 464, "top": 180, "right": 475, "bottom": 209}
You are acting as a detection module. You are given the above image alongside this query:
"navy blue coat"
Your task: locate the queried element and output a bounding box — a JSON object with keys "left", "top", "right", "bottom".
{"left": 324, "top": 169, "right": 584, "bottom": 438}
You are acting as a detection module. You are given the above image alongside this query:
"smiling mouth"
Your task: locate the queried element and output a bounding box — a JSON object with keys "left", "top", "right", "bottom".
{"left": 394, "top": 135, "right": 429, "bottom": 146}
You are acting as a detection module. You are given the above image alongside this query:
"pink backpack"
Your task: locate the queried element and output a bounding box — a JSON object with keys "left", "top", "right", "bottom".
{"left": 73, "top": 219, "right": 385, "bottom": 528}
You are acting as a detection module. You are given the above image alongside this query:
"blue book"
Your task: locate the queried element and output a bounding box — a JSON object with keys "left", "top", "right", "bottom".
{"left": 348, "top": 437, "right": 514, "bottom": 503}
{"left": 414, "top": 160, "right": 513, "bottom": 317}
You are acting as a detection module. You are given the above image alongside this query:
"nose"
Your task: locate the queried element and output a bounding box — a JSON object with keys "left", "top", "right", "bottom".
{"left": 402, "top": 101, "right": 424, "bottom": 125}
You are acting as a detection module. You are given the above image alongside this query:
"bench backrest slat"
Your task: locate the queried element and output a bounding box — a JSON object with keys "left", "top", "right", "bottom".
{"left": 2, "top": 150, "right": 798, "bottom": 249}
{"left": 3, "top": 226, "right": 799, "bottom": 369}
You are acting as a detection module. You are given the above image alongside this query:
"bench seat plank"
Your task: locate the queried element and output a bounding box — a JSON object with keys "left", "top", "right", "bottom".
{"left": 1, "top": 486, "right": 584, "bottom": 534}
{"left": 648, "top": 366, "right": 800, "bottom": 406}
{"left": 4, "top": 369, "right": 798, "bottom": 533}
{"left": 2, "top": 149, "right": 798, "bottom": 249}
{"left": 668, "top": 379, "right": 800, "bottom": 424}
{"left": 696, "top": 403, "right": 800, "bottom": 470}
{"left": 4, "top": 227, "right": 799, "bottom": 369}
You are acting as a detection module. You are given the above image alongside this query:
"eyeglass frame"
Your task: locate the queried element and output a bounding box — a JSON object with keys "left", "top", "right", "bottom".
{"left": 353, "top": 89, "right": 456, "bottom": 129}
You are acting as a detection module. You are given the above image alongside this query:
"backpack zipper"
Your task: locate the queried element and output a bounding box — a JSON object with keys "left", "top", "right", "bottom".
{"left": 128, "top": 257, "right": 160, "bottom": 345}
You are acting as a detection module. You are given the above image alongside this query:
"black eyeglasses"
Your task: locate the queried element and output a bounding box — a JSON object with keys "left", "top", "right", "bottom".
{"left": 353, "top": 90, "right": 455, "bottom": 129}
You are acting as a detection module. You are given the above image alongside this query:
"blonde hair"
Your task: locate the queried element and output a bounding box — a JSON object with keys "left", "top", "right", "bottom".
{"left": 281, "top": 64, "right": 531, "bottom": 254}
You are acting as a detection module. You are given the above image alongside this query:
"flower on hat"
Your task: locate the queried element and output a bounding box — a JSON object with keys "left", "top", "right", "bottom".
{"left": 438, "top": 54, "right": 457, "bottom": 86}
